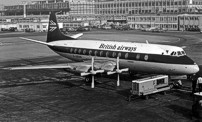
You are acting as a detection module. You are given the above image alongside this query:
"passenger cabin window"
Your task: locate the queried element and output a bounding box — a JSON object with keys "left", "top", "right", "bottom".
{"left": 89, "top": 50, "right": 92, "bottom": 55}
{"left": 144, "top": 55, "right": 148, "bottom": 60}
{"left": 118, "top": 52, "right": 122, "bottom": 57}
{"left": 125, "top": 53, "right": 128, "bottom": 59}
{"left": 83, "top": 50, "right": 86, "bottom": 55}
{"left": 78, "top": 49, "right": 81, "bottom": 54}
{"left": 100, "top": 51, "right": 103, "bottom": 56}
{"left": 112, "top": 52, "right": 116, "bottom": 57}
{"left": 106, "top": 52, "right": 109, "bottom": 57}
{"left": 74, "top": 49, "right": 77, "bottom": 53}
{"left": 136, "top": 54, "right": 140, "bottom": 60}
{"left": 70, "top": 48, "right": 73, "bottom": 53}
{"left": 94, "top": 51, "right": 98, "bottom": 56}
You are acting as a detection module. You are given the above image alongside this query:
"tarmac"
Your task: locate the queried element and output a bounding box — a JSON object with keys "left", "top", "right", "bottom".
{"left": 0, "top": 30, "right": 202, "bottom": 122}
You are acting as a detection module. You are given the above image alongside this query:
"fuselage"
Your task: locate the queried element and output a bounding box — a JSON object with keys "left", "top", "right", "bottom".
{"left": 48, "top": 40, "right": 199, "bottom": 75}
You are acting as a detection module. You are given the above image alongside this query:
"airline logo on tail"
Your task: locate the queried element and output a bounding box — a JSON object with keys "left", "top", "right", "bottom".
{"left": 49, "top": 20, "right": 57, "bottom": 32}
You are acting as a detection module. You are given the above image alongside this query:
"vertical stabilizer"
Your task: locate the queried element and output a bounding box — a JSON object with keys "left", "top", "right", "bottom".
{"left": 47, "top": 12, "right": 75, "bottom": 42}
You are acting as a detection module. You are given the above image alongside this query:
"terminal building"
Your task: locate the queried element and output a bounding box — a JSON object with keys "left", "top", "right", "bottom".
{"left": 94, "top": 0, "right": 202, "bottom": 30}
{"left": 0, "top": 0, "right": 202, "bottom": 31}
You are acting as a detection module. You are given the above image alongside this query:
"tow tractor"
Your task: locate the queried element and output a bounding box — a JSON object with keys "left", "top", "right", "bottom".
{"left": 128, "top": 75, "right": 170, "bottom": 101}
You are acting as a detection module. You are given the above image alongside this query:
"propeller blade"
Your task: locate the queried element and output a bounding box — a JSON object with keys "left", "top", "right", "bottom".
{"left": 120, "top": 68, "right": 129, "bottom": 72}
{"left": 117, "top": 73, "right": 120, "bottom": 86}
{"left": 81, "top": 72, "right": 91, "bottom": 76}
{"left": 107, "top": 71, "right": 116, "bottom": 75}
{"left": 91, "top": 57, "right": 94, "bottom": 71}
{"left": 95, "top": 70, "right": 105, "bottom": 74}
{"left": 117, "top": 56, "right": 119, "bottom": 70}
{"left": 91, "top": 75, "right": 95, "bottom": 88}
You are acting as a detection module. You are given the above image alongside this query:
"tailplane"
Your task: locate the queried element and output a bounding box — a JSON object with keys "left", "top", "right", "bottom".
{"left": 47, "top": 12, "right": 75, "bottom": 42}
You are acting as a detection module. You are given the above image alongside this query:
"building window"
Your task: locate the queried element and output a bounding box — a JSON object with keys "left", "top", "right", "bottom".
{"left": 42, "top": 25, "right": 47, "bottom": 28}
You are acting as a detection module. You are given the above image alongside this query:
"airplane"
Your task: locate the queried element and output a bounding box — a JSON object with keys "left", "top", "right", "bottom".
{"left": 4, "top": 12, "right": 200, "bottom": 88}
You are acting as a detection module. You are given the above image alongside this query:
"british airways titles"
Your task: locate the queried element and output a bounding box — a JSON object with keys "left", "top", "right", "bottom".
{"left": 99, "top": 43, "right": 137, "bottom": 52}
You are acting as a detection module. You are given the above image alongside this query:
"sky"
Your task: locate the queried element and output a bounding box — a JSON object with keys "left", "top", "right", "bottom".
{"left": 0, "top": 0, "right": 40, "bottom": 5}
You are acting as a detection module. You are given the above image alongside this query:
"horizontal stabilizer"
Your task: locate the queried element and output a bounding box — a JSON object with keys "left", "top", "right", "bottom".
{"left": 20, "top": 37, "right": 54, "bottom": 46}
{"left": 70, "top": 33, "right": 83, "bottom": 39}
{"left": 181, "top": 46, "right": 187, "bottom": 49}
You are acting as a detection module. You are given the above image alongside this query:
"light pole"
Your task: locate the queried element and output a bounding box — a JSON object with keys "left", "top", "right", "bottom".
{"left": 150, "top": 15, "right": 151, "bottom": 27}
{"left": 22, "top": 1, "right": 27, "bottom": 18}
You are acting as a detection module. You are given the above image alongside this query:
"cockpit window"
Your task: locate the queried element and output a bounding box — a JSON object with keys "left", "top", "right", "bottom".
{"left": 181, "top": 51, "right": 186, "bottom": 55}
{"left": 177, "top": 51, "right": 182, "bottom": 56}
{"left": 171, "top": 51, "right": 186, "bottom": 56}
{"left": 171, "top": 51, "right": 174, "bottom": 56}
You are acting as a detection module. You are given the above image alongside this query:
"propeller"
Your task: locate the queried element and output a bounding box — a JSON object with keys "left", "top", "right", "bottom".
{"left": 80, "top": 57, "right": 104, "bottom": 88}
{"left": 107, "top": 56, "right": 129, "bottom": 86}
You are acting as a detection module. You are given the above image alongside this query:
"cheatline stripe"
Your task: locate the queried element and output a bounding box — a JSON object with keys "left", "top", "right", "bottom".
{"left": 49, "top": 46, "right": 195, "bottom": 65}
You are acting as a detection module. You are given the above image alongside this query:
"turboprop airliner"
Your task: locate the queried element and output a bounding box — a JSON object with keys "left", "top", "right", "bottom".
{"left": 5, "top": 12, "right": 199, "bottom": 88}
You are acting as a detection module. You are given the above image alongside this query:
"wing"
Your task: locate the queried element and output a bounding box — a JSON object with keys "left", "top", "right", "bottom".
{"left": 3, "top": 60, "right": 117, "bottom": 73}
{"left": 3, "top": 64, "right": 71, "bottom": 70}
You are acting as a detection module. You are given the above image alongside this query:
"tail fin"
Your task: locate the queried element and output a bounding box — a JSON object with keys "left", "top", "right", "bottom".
{"left": 47, "top": 12, "right": 75, "bottom": 42}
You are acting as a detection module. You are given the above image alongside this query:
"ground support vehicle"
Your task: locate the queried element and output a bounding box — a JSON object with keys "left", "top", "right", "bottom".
{"left": 128, "top": 75, "right": 170, "bottom": 101}
{"left": 192, "top": 92, "right": 202, "bottom": 119}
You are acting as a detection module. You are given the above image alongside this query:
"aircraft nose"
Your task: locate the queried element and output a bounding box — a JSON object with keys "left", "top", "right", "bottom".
{"left": 192, "top": 64, "right": 200, "bottom": 74}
